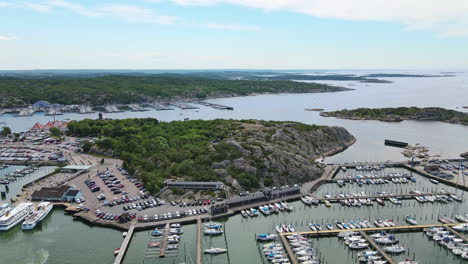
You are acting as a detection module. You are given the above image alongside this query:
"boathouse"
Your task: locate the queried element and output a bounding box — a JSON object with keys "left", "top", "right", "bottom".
{"left": 31, "top": 186, "right": 72, "bottom": 202}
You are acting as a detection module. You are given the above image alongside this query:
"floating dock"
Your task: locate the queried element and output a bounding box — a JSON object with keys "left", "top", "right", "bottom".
{"left": 385, "top": 139, "right": 408, "bottom": 148}
{"left": 359, "top": 230, "right": 395, "bottom": 264}
{"left": 197, "top": 101, "right": 234, "bottom": 110}
{"left": 196, "top": 218, "right": 202, "bottom": 264}
{"left": 311, "top": 191, "right": 454, "bottom": 202}
{"left": 279, "top": 234, "right": 298, "bottom": 264}
{"left": 171, "top": 102, "right": 199, "bottom": 110}
{"left": 159, "top": 223, "right": 170, "bottom": 257}
{"left": 114, "top": 224, "right": 135, "bottom": 264}
{"left": 281, "top": 223, "right": 461, "bottom": 237}
{"left": 151, "top": 103, "right": 174, "bottom": 111}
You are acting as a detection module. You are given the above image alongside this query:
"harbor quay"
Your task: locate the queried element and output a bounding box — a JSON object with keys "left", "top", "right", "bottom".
{"left": 1, "top": 138, "right": 467, "bottom": 264}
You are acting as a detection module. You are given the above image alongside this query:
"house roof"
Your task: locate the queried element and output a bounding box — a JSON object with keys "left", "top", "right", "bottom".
{"left": 65, "top": 190, "right": 80, "bottom": 197}
{"left": 31, "top": 185, "right": 71, "bottom": 199}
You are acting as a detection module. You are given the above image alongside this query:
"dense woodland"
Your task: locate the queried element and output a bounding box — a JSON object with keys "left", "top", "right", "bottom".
{"left": 67, "top": 118, "right": 324, "bottom": 193}
{"left": 0, "top": 75, "right": 346, "bottom": 108}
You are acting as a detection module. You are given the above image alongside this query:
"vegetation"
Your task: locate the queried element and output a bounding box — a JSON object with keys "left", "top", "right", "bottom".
{"left": 322, "top": 107, "right": 468, "bottom": 125}
{"left": 49, "top": 127, "right": 63, "bottom": 137}
{"left": 0, "top": 75, "right": 347, "bottom": 108}
{"left": 1, "top": 126, "right": 11, "bottom": 137}
{"left": 66, "top": 118, "right": 330, "bottom": 193}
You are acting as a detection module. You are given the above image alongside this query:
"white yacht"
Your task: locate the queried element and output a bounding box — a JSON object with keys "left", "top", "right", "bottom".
{"left": 0, "top": 202, "right": 34, "bottom": 231}
{"left": 22, "top": 202, "right": 53, "bottom": 230}
{"left": 204, "top": 248, "right": 227, "bottom": 254}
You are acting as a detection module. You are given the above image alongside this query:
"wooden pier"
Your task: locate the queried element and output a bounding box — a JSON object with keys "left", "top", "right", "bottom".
{"left": 281, "top": 223, "right": 460, "bottom": 237}
{"left": 113, "top": 224, "right": 135, "bottom": 264}
{"left": 196, "top": 218, "right": 202, "bottom": 264}
{"left": 159, "top": 223, "right": 170, "bottom": 257}
{"left": 279, "top": 234, "right": 299, "bottom": 264}
{"left": 359, "top": 231, "right": 395, "bottom": 264}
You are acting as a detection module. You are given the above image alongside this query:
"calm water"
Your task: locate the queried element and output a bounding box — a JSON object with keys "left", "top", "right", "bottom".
{"left": 0, "top": 71, "right": 467, "bottom": 263}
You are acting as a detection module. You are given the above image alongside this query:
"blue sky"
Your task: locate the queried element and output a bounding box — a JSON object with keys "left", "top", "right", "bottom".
{"left": 1, "top": 0, "right": 468, "bottom": 70}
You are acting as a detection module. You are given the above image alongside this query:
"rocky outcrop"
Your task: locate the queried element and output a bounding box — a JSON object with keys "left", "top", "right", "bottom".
{"left": 209, "top": 121, "right": 355, "bottom": 190}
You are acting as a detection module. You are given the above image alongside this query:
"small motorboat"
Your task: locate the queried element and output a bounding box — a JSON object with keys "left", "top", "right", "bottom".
{"left": 204, "top": 248, "right": 227, "bottom": 254}
{"left": 241, "top": 210, "right": 248, "bottom": 217}
{"left": 326, "top": 224, "right": 334, "bottom": 230}
{"left": 122, "top": 232, "right": 127, "bottom": 238}
{"left": 148, "top": 242, "right": 161, "bottom": 248}
{"left": 309, "top": 223, "right": 317, "bottom": 231}
{"left": 275, "top": 225, "right": 283, "bottom": 233}
{"left": 429, "top": 179, "right": 439, "bottom": 184}
{"left": 167, "top": 244, "right": 179, "bottom": 250}
{"left": 151, "top": 229, "right": 163, "bottom": 236}
{"left": 405, "top": 216, "right": 418, "bottom": 225}
{"left": 384, "top": 245, "right": 406, "bottom": 254}
{"left": 324, "top": 201, "right": 332, "bottom": 207}
{"left": 256, "top": 233, "right": 278, "bottom": 241}
{"left": 453, "top": 224, "right": 468, "bottom": 232}
{"left": 114, "top": 248, "right": 120, "bottom": 256}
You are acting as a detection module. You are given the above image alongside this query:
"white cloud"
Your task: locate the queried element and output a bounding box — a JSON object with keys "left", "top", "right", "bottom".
{"left": 206, "top": 23, "right": 261, "bottom": 31}
{"left": 0, "top": 2, "right": 11, "bottom": 7}
{"left": 99, "top": 4, "right": 177, "bottom": 24}
{"left": 0, "top": 35, "right": 15, "bottom": 41}
{"left": 45, "top": 0, "right": 101, "bottom": 17}
{"left": 168, "top": 0, "right": 468, "bottom": 36}
{"left": 24, "top": 3, "right": 51, "bottom": 13}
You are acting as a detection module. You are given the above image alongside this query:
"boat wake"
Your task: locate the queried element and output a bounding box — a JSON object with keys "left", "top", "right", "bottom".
{"left": 26, "top": 248, "right": 49, "bottom": 264}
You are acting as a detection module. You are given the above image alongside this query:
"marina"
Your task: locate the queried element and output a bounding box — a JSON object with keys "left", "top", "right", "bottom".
{"left": 0, "top": 72, "right": 467, "bottom": 263}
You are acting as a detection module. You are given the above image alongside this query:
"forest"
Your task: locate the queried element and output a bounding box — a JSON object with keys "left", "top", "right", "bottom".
{"left": 0, "top": 74, "right": 346, "bottom": 108}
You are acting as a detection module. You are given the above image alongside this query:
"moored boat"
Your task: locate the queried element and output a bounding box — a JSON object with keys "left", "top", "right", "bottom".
{"left": 22, "top": 202, "right": 53, "bottom": 230}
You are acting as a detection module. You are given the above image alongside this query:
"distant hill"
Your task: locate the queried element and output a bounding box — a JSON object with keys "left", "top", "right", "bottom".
{"left": 0, "top": 74, "right": 350, "bottom": 108}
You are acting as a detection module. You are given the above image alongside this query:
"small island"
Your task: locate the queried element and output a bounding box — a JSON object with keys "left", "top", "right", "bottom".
{"left": 320, "top": 107, "right": 468, "bottom": 125}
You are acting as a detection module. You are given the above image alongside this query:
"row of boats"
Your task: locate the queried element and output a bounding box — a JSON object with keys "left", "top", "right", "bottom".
{"left": 241, "top": 201, "right": 293, "bottom": 218}
{"left": 0, "top": 202, "right": 53, "bottom": 231}
{"left": 0, "top": 166, "right": 39, "bottom": 185}
{"left": 286, "top": 233, "right": 320, "bottom": 264}
{"left": 342, "top": 165, "right": 387, "bottom": 171}
{"left": 424, "top": 226, "right": 468, "bottom": 259}
{"left": 337, "top": 175, "right": 415, "bottom": 187}
{"left": 261, "top": 242, "right": 290, "bottom": 264}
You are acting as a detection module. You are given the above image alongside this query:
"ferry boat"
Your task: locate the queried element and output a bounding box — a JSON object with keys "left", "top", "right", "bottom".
{"left": 0, "top": 204, "right": 10, "bottom": 217}
{"left": 0, "top": 202, "right": 34, "bottom": 231}
{"left": 22, "top": 202, "right": 53, "bottom": 230}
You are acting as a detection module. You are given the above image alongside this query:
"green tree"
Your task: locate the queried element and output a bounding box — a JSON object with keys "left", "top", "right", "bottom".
{"left": 0, "top": 126, "right": 11, "bottom": 137}
{"left": 82, "top": 141, "right": 93, "bottom": 153}
{"left": 49, "top": 127, "right": 63, "bottom": 137}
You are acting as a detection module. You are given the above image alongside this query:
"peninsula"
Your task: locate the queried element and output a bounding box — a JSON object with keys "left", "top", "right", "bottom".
{"left": 320, "top": 107, "right": 468, "bottom": 125}
{"left": 66, "top": 118, "right": 355, "bottom": 195}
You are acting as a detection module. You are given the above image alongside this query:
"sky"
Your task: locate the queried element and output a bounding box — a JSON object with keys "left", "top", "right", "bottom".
{"left": 1, "top": 0, "right": 468, "bottom": 70}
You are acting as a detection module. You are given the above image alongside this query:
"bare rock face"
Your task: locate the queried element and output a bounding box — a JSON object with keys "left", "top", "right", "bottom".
{"left": 210, "top": 121, "right": 355, "bottom": 191}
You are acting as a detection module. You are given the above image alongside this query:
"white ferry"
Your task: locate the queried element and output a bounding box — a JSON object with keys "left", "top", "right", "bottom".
{"left": 22, "top": 202, "right": 54, "bottom": 230}
{"left": 0, "top": 203, "right": 10, "bottom": 217}
{"left": 0, "top": 202, "right": 34, "bottom": 231}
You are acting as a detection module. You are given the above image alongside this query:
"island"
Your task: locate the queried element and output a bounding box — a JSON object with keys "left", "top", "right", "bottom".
{"left": 320, "top": 107, "right": 468, "bottom": 125}
{"left": 66, "top": 118, "right": 355, "bottom": 198}
{"left": 0, "top": 75, "right": 351, "bottom": 108}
